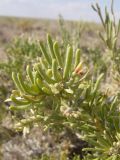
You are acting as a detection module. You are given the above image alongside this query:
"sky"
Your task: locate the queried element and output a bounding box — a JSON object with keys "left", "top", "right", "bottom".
{"left": 0, "top": 0, "right": 119, "bottom": 22}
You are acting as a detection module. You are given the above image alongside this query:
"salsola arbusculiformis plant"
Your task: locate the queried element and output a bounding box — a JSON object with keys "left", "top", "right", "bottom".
{"left": 6, "top": 34, "right": 88, "bottom": 132}
{"left": 7, "top": 34, "right": 120, "bottom": 160}
{"left": 6, "top": 2, "right": 120, "bottom": 157}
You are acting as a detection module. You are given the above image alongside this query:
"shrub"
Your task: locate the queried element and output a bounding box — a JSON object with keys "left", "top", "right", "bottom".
{"left": 7, "top": 1, "right": 120, "bottom": 160}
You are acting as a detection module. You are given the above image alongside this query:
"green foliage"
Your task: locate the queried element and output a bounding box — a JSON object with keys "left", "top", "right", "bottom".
{"left": 92, "top": 0, "right": 120, "bottom": 73}
{"left": 0, "top": 36, "right": 41, "bottom": 108}
{"left": 7, "top": 34, "right": 88, "bottom": 131}
{"left": 8, "top": 34, "right": 120, "bottom": 160}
